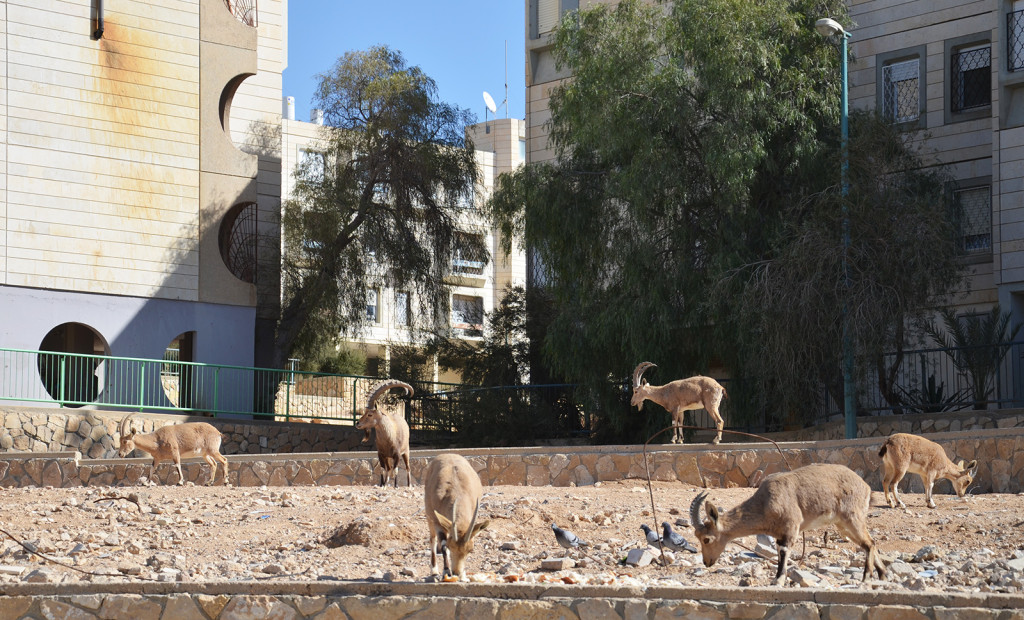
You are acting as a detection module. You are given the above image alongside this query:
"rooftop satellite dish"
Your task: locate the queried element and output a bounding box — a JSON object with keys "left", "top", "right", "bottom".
{"left": 483, "top": 91, "right": 497, "bottom": 114}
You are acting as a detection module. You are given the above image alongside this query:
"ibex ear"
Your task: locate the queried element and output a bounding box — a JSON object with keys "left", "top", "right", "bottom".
{"left": 965, "top": 460, "right": 978, "bottom": 474}
{"left": 434, "top": 510, "right": 453, "bottom": 530}
{"left": 706, "top": 502, "right": 720, "bottom": 525}
{"left": 471, "top": 520, "right": 490, "bottom": 538}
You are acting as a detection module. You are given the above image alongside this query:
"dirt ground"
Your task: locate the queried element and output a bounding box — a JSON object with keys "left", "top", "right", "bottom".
{"left": 0, "top": 478, "right": 1022, "bottom": 592}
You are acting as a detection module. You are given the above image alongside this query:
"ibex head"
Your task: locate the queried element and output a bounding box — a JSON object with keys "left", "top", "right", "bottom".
{"left": 951, "top": 459, "right": 978, "bottom": 497}
{"left": 117, "top": 414, "right": 139, "bottom": 457}
{"left": 356, "top": 380, "right": 414, "bottom": 434}
{"left": 689, "top": 491, "right": 727, "bottom": 567}
{"left": 434, "top": 499, "right": 489, "bottom": 579}
{"left": 630, "top": 362, "right": 657, "bottom": 410}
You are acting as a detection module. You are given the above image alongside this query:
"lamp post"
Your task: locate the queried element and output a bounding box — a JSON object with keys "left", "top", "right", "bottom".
{"left": 815, "top": 17, "right": 857, "bottom": 440}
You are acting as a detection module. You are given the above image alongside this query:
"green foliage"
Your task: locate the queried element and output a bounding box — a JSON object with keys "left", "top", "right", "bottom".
{"left": 486, "top": 0, "right": 965, "bottom": 433}
{"left": 923, "top": 306, "right": 1022, "bottom": 409}
{"left": 314, "top": 346, "right": 367, "bottom": 376}
{"left": 274, "top": 46, "right": 485, "bottom": 368}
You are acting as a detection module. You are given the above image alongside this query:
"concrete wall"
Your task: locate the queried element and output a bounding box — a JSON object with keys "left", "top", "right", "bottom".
{"left": 0, "top": 582, "right": 1021, "bottom": 619}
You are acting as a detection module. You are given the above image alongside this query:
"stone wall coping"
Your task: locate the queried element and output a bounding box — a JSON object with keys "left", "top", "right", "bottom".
{"left": 0, "top": 580, "right": 1022, "bottom": 609}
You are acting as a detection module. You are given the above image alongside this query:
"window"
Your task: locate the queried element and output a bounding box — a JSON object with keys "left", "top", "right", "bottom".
{"left": 882, "top": 59, "right": 920, "bottom": 123}
{"left": 451, "top": 295, "right": 484, "bottom": 337}
{"left": 366, "top": 289, "right": 379, "bottom": 323}
{"left": 954, "top": 184, "right": 992, "bottom": 255}
{"left": 299, "top": 149, "right": 325, "bottom": 181}
{"left": 452, "top": 233, "right": 487, "bottom": 277}
{"left": 395, "top": 291, "right": 410, "bottom": 327}
{"left": 951, "top": 44, "right": 991, "bottom": 112}
{"left": 1009, "top": 1, "right": 1024, "bottom": 71}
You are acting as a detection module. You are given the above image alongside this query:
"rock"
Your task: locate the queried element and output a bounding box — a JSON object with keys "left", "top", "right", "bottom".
{"left": 22, "top": 568, "right": 57, "bottom": 583}
{"left": 541, "top": 557, "right": 575, "bottom": 571}
{"left": 787, "top": 568, "right": 820, "bottom": 587}
{"left": 625, "top": 548, "right": 656, "bottom": 567}
{"left": 914, "top": 545, "right": 940, "bottom": 562}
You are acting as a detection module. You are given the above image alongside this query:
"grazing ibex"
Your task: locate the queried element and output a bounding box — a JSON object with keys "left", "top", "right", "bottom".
{"left": 355, "top": 380, "right": 413, "bottom": 487}
{"left": 117, "top": 414, "right": 228, "bottom": 485}
{"left": 879, "top": 433, "right": 977, "bottom": 509}
{"left": 424, "top": 453, "right": 490, "bottom": 581}
{"left": 689, "top": 463, "right": 887, "bottom": 585}
{"left": 631, "top": 362, "right": 726, "bottom": 444}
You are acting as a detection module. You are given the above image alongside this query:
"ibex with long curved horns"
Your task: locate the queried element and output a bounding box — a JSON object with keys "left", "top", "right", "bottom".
{"left": 631, "top": 362, "right": 726, "bottom": 444}
{"left": 117, "top": 414, "right": 228, "bottom": 485}
{"left": 356, "top": 380, "right": 414, "bottom": 487}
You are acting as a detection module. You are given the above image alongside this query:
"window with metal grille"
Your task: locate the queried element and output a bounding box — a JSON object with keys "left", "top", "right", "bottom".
{"left": 1009, "top": 4, "right": 1024, "bottom": 71}
{"left": 395, "top": 291, "right": 410, "bottom": 326}
{"left": 954, "top": 185, "right": 992, "bottom": 254}
{"left": 451, "top": 295, "right": 484, "bottom": 337}
{"left": 952, "top": 45, "right": 991, "bottom": 112}
{"left": 366, "top": 289, "right": 379, "bottom": 323}
{"left": 221, "top": 203, "right": 258, "bottom": 284}
{"left": 882, "top": 59, "right": 920, "bottom": 124}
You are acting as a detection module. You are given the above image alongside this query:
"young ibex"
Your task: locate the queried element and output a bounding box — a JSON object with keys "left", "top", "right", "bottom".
{"left": 117, "top": 414, "right": 228, "bottom": 485}
{"left": 879, "top": 433, "right": 977, "bottom": 509}
{"left": 424, "top": 453, "right": 490, "bottom": 581}
{"left": 689, "top": 463, "right": 886, "bottom": 585}
{"left": 355, "top": 380, "right": 413, "bottom": 487}
{"left": 631, "top": 362, "right": 726, "bottom": 444}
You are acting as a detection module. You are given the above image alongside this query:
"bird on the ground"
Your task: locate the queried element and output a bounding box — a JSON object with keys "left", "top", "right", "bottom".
{"left": 640, "top": 523, "right": 662, "bottom": 546}
{"left": 551, "top": 523, "right": 588, "bottom": 555}
{"left": 661, "top": 521, "right": 698, "bottom": 553}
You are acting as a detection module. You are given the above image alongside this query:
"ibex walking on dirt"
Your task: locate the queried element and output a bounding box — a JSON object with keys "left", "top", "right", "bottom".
{"left": 631, "top": 362, "right": 726, "bottom": 444}
{"left": 879, "top": 433, "right": 977, "bottom": 509}
{"left": 117, "top": 414, "right": 228, "bottom": 485}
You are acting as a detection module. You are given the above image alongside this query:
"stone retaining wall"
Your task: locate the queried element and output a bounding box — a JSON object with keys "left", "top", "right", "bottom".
{"left": 769, "top": 409, "right": 1024, "bottom": 442}
{"left": 0, "top": 581, "right": 1021, "bottom": 619}
{"left": 2, "top": 427, "right": 1022, "bottom": 494}
{"left": 0, "top": 406, "right": 368, "bottom": 458}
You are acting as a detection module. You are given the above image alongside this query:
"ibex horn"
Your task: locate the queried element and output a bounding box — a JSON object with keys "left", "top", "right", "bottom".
{"left": 119, "top": 413, "right": 137, "bottom": 437}
{"left": 364, "top": 380, "right": 415, "bottom": 410}
{"left": 689, "top": 491, "right": 708, "bottom": 529}
{"left": 449, "top": 501, "right": 459, "bottom": 544}
{"left": 632, "top": 362, "right": 656, "bottom": 389}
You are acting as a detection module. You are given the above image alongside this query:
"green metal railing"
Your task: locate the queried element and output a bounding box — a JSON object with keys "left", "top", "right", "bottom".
{"left": 0, "top": 347, "right": 450, "bottom": 424}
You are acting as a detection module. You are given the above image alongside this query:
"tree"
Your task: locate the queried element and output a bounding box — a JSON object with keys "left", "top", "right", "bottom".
{"left": 487, "top": 0, "right": 965, "bottom": 431}
{"left": 275, "top": 46, "right": 485, "bottom": 370}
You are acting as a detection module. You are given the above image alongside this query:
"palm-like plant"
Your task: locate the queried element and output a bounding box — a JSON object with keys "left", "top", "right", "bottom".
{"left": 923, "top": 306, "right": 1022, "bottom": 409}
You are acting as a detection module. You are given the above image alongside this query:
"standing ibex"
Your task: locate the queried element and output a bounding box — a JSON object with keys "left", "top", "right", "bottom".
{"left": 879, "top": 433, "right": 978, "bottom": 509}
{"left": 689, "top": 463, "right": 887, "bottom": 585}
{"left": 356, "top": 380, "right": 413, "bottom": 487}
{"left": 631, "top": 362, "right": 726, "bottom": 444}
{"left": 424, "top": 453, "right": 490, "bottom": 581}
{"left": 117, "top": 414, "right": 228, "bottom": 485}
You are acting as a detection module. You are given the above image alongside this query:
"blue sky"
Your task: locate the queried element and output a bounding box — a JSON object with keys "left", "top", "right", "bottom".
{"left": 282, "top": 2, "right": 526, "bottom": 125}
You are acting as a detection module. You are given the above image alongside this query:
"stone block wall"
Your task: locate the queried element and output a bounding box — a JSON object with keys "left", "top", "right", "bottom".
{"left": 770, "top": 409, "right": 1024, "bottom": 442}
{"left": 1, "top": 427, "right": 1021, "bottom": 495}
{"left": 0, "top": 582, "right": 1021, "bottom": 619}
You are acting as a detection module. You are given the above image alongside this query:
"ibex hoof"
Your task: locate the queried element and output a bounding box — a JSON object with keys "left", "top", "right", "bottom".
{"left": 711, "top": 438, "right": 721, "bottom": 445}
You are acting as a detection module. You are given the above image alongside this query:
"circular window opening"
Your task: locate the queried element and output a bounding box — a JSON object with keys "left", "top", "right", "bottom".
{"left": 37, "top": 322, "right": 110, "bottom": 408}
{"left": 162, "top": 331, "right": 197, "bottom": 410}
{"left": 220, "top": 202, "right": 258, "bottom": 283}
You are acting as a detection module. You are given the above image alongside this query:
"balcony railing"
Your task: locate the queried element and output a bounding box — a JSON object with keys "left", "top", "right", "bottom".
{"left": 1009, "top": 9, "right": 1024, "bottom": 71}
{"left": 225, "top": 0, "right": 257, "bottom": 28}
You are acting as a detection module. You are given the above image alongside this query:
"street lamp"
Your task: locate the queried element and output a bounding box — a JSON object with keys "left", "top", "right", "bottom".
{"left": 816, "top": 17, "right": 857, "bottom": 440}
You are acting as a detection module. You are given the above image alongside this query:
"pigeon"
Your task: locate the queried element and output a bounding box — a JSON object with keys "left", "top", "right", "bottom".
{"left": 640, "top": 523, "right": 662, "bottom": 546}
{"left": 551, "top": 523, "right": 588, "bottom": 554}
{"left": 661, "top": 521, "right": 698, "bottom": 553}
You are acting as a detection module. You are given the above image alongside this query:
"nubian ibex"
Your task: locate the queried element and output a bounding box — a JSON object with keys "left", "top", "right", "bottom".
{"left": 356, "top": 380, "right": 413, "bottom": 487}
{"left": 424, "top": 453, "right": 490, "bottom": 581}
{"left": 117, "top": 414, "right": 228, "bottom": 485}
{"left": 879, "top": 433, "right": 977, "bottom": 509}
{"left": 631, "top": 362, "right": 726, "bottom": 444}
{"left": 689, "top": 463, "right": 887, "bottom": 585}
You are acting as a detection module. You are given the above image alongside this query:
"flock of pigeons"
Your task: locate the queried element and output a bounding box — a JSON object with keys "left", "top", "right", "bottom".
{"left": 551, "top": 521, "right": 698, "bottom": 557}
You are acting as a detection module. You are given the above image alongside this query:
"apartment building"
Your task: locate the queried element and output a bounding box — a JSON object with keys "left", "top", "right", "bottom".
{"left": 281, "top": 112, "right": 527, "bottom": 382}
{"left": 0, "top": 0, "right": 285, "bottom": 405}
